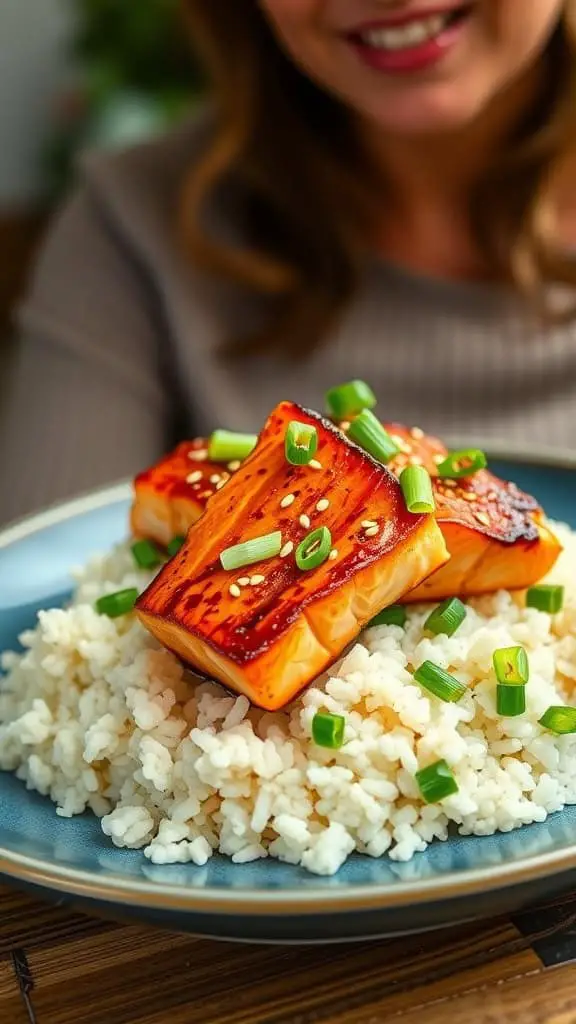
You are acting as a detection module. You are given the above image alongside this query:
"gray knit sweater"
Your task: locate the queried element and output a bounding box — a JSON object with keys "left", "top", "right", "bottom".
{"left": 1, "top": 118, "right": 575, "bottom": 525}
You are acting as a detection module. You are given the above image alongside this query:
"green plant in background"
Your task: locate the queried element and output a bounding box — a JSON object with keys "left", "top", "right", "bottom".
{"left": 45, "top": 0, "right": 203, "bottom": 197}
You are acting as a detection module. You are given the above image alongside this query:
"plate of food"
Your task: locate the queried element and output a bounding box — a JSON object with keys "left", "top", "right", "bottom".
{"left": 1, "top": 382, "right": 575, "bottom": 943}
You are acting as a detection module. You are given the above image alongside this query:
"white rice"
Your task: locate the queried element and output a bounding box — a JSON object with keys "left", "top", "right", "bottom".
{"left": 1, "top": 523, "right": 576, "bottom": 876}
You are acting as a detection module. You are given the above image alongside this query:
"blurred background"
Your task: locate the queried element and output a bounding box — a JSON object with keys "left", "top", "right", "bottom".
{"left": 0, "top": 0, "right": 199, "bottom": 346}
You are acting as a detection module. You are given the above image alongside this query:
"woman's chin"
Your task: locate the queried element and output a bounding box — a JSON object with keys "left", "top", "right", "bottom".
{"left": 359, "top": 91, "right": 487, "bottom": 139}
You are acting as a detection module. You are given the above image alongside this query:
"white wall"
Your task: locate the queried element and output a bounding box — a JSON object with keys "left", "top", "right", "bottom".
{"left": 0, "top": 0, "right": 73, "bottom": 205}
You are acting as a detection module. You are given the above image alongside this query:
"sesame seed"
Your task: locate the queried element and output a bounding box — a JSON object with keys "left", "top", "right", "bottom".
{"left": 433, "top": 454, "right": 445, "bottom": 465}
{"left": 210, "top": 474, "right": 221, "bottom": 484}
{"left": 340, "top": 421, "right": 351, "bottom": 431}
{"left": 238, "top": 577, "right": 250, "bottom": 586}
{"left": 229, "top": 584, "right": 241, "bottom": 598}
{"left": 280, "top": 541, "right": 294, "bottom": 558}
{"left": 300, "top": 514, "right": 311, "bottom": 529}
{"left": 463, "top": 492, "right": 478, "bottom": 503}
{"left": 409, "top": 455, "right": 423, "bottom": 466}
{"left": 200, "top": 490, "right": 212, "bottom": 499}
{"left": 443, "top": 479, "right": 457, "bottom": 488}
{"left": 280, "top": 493, "right": 296, "bottom": 509}
{"left": 250, "top": 574, "right": 266, "bottom": 586}
{"left": 365, "top": 525, "right": 380, "bottom": 537}
{"left": 476, "top": 511, "right": 491, "bottom": 527}
{"left": 216, "top": 480, "right": 227, "bottom": 490}
{"left": 309, "top": 459, "right": 322, "bottom": 470}
{"left": 361, "top": 520, "right": 377, "bottom": 529}
{"left": 228, "top": 461, "right": 241, "bottom": 472}
{"left": 391, "top": 435, "right": 412, "bottom": 454}
{"left": 411, "top": 426, "right": 425, "bottom": 439}
{"left": 316, "top": 498, "right": 330, "bottom": 512}
{"left": 186, "top": 471, "right": 203, "bottom": 484}
{"left": 328, "top": 549, "right": 338, "bottom": 561}
{"left": 188, "top": 450, "right": 207, "bottom": 462}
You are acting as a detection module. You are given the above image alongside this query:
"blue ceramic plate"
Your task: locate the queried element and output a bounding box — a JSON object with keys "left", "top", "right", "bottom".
{"left": 1, "top": 454, "right": 576, "bottom": 944}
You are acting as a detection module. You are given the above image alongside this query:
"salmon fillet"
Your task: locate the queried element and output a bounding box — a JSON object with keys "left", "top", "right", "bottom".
{"left": 384, "top": 424, "right": 562, "bottom": 600}
{"left": 130, "top": 421, "right": 561, "bottom": 603}
{"left": 130, "top": 440, "right": 240, "bottom": 546}
{"left": 136, "top": 402, "right": 448, "bottom": 710}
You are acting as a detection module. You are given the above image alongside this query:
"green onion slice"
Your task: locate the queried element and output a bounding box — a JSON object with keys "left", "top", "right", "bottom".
{"left": 325, "top": 380, "right": 377, "bottom": 420}
{"left": 413, "top": 661, "right": 467, "bottom": 703}
{"left": 497, "top": 683, "right": 526, "bottom": 717}
{"left": 493, "top": 646, "right": 529, "bottom": 685}
{"left": 285, "top": 421, "right": 318, "bottom": 466}
{"left": 96, "top": 588, "right": 139, "bottom": 619}
{"left": 131, "top": 539, "right": 163, "bottom": 570}
{"left": 312, "top": 712, "right": 345, "bottom": 749}
{"left": 526, "top": 584, "right": 564, "bottom": 614}
{"left": 416, "top": 760, "right": 459, "bottom": 804}
{"left": 208, "top": 430, "right": 258, "bottom": 462}
{"left": 539, "top": 706, "right": 576, "bottom": 734}
{"left": 220, "top": 531, "right": 282, "bottom": 571}
{"left": 400, "top": 465, "right": 435, "bottom": 514}
{"left": 167, "top": 536, "right": 186, "bottom": 558}
{"left": 296, "top": 527, "right": 332, "bottom": 572}
{"left": 437, "top": 448, "right": 487, "bottom": 479}
{"left": 367, "top": 605, "right": 407, "bottom": 629}
{"left": 424, "top": 597, "right": 467, "bottom": 637}
{"left": 347, "top": 410, "right": 399, "bottom": 464}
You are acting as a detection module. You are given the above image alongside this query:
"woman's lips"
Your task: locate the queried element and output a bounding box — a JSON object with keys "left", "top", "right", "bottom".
{"left": 347, "top": 6, "right": 471, "bottom": 75}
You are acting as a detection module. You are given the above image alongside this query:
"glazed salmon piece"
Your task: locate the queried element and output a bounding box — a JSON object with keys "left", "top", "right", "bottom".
{"left": 383, "top": 424, "right": 562, "bottom": 600}
{"left": 136, "top": 402, "right": 448, "bottom": 711}
{"left": 130, "top": 416, "right": 561, "bottom": 606}
{"left": 130, "top": 440, "right": 238, "bottom": 546}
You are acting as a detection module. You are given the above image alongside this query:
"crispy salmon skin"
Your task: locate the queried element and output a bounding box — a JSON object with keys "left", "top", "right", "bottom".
{"left": 136, "top": 402, "right": 448, "bottom": 710}
{"left": 384, "top": 424, "right": 562, "bottom": 600}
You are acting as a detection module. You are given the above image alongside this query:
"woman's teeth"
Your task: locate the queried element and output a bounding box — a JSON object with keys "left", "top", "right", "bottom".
{"left": 359, "top": 13, "right": 451, "bottom": 51}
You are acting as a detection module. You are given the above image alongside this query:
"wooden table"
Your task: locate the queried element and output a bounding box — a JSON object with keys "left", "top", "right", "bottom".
{"left": 2, "top": 886, "right": 576, "bottom": 1023}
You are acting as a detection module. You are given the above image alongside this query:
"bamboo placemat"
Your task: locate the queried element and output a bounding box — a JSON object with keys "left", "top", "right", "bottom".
{"left": 2, "top": 884, "right": 576, "bottom": 1023}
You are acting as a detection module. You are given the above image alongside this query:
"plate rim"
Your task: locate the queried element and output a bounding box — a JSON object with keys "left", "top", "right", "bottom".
{"left": 1, "top": 449, "right": 576, "bottom": 918}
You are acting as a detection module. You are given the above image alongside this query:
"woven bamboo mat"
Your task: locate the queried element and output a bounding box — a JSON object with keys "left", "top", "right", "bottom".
{"left": 2, "top": 884, "right": 576, "bottom": 1023}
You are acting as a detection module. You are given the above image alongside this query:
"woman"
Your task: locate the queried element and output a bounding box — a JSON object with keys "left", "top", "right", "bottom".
{"left": 1, "top": 0, "right": 575, "bottom": 524}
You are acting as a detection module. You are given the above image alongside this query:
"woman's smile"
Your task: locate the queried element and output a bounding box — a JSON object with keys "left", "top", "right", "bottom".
{"left": 345, "top": 3, "right": 475, "bottom": 75}
{"left": 259, "top": 1, "right": 564, "bottom": 135}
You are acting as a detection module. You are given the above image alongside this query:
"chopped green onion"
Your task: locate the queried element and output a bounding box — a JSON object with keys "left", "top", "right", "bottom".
{"left": 539, "top": 705, "right": 576, "bottom": 734}
{"left": 325, "top": 380, "right": 377, "bottom": 420}
{"left": 96, "top": 588, "right": 139, "bottom": 619}
{"left": 220, "top": 531, "right": 282, "bottom": 571}
{"left": 497, "top": 684, "right": 526, "bottom": 717}
{"left": 416, "top": 760, "right": 459, "bottom": 804}
{"left": 437, "top": 448, "right": 487, "bottom": 479}
{"left": 413, "top": 661, "right": 467, "bottom": 703}
{"left": 167, "top": 536, "right": 186, "bottom": 558}
{"left": 208, "top": 430, "right": 258, "bottom": 462}
{"left": 312, "top": 712, "right": 345, "bottom": 749}
{"left": 347, "top": 410, "right": 399, "bottom": 464}
{"left": 296, "top": 527, "right": 332, "bottom": 571}
{"left": 131, "top": 539, "right": 163, "bottom": 570}
{"left": 367, "top": 605, "right": 407, "bottom": 629}
{"left": 493, "top": 646, "right": 529, "bottom": 685}
{"left": 424, "top": 597, "right": 467, "bottom": 637}
{"left": 400, "top": 465, "right": 435, "bottom": 514}
{"left": 526, "top": 584, "right": 564, "bottom": 614}
{"left": 285, "top": 421, "right": 318, "bottom": 466}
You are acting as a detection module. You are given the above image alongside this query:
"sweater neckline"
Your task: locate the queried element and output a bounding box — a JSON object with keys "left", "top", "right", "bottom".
{"left": 373, "top": 254, "right": 520, "bottom": 311}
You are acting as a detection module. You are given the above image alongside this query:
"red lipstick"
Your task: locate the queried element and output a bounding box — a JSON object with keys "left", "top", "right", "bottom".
{"left": 347, "top": 5, "right": 471, "bottom": 75}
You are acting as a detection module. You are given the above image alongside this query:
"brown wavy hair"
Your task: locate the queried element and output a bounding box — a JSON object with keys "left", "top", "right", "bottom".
{"left": 181, "top": 1, "right": 576, "bottom": 355}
